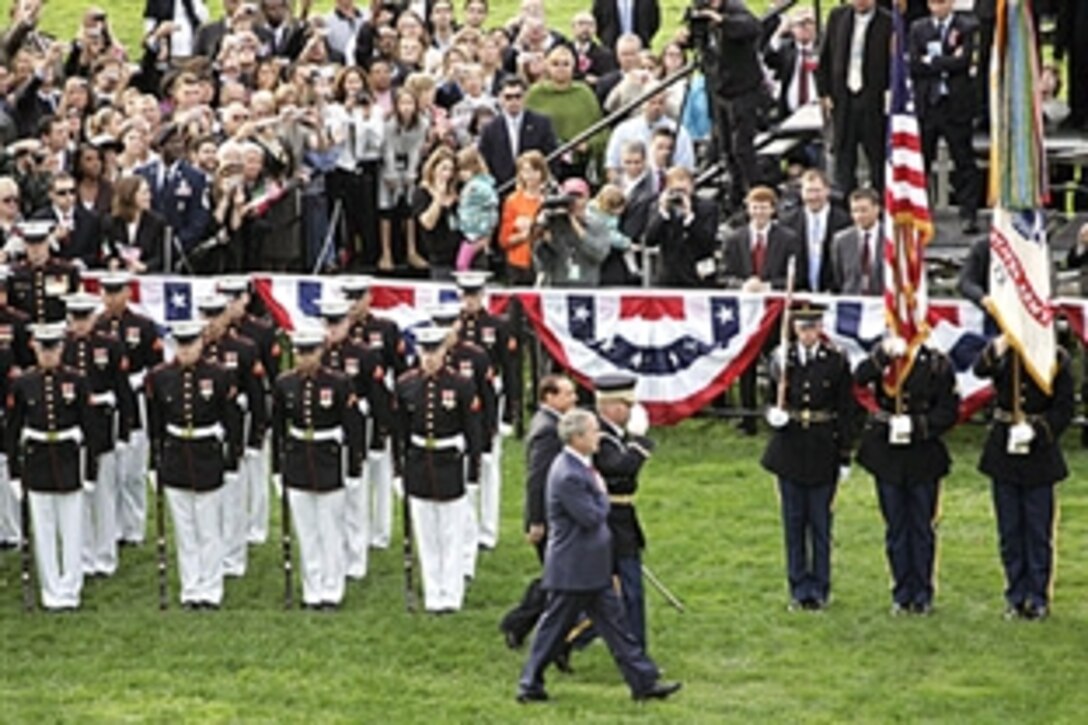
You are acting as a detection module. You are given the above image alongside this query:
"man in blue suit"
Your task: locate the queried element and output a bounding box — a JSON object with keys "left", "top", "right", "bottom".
{"left": 516, "top": 408, "right": 680, "bottom": 703}
{"left": 136, "top": 124, "right": 211, "bottom": 263}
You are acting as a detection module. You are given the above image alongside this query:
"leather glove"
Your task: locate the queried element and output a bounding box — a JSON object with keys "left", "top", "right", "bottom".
{"left": 345, "top": 476, "right": 363, "bottom": 491}
{"left": 627, "top": 403, "right": 650, "bottom": 436}
{"left": 765, "top": 406, "right": 789, "bottom": 429}
{"left": 9, "top": 478, "right": 22, "bottom": 502}
{"left": 882, "top": 336, "right": 908, "bottom": 358}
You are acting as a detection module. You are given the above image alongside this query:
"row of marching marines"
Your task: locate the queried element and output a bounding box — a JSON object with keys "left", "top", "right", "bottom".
{"left": 0, "top": 269, "right": 520, "bottom": 613}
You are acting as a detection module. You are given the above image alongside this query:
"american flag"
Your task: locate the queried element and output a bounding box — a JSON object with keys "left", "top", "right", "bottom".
{"left": 882, "top": 1, "right": 934, "bottom": 393}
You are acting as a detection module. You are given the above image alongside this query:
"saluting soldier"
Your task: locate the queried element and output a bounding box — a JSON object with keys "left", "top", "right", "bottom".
{"left": 95, "top": 271, "right": 164, "bottom": 547}
{"left": 0, "top": 264, "right": 32, "bottom": 550}
{"left": 974, "top": 337, "right": 1075, "bottom": 620}
{"left": 218, "top": 276, "right": 281, "bottom": 546}
{"left": 6, "top": 221, "right": 81, "bottom": 324}
{"left": 197, "top": 293, "right": 267, "bottom": 578}
{"left": 762, "top": 303, "right": 855, "bottom": 611}
{"left": 316, "top": 296, "right": 388, "bottom": 581}
{"left": 854, "top": 334, "right": 959, "bottom": 615}
{"left": 63, "top": 292, "right": 135, "bottom": 579}
{"left": 341, "top": 276, "right": 406, "bottom": 550}
{"left": 453, "top": 270, "right": 520, "bottom": 550}
{"left": 6, "top": 323, "right": 97, "bottom": 611}
{"left": 145, "top": 320, "right": 241, "bottom": 610}
{"left": 394, "top": 327, "right": 483, "bottom": 614}
{"left": 272, "top": 325, "right": 365, "bottom": 610}
{"left": 427, "top": 303, "right": 496, "bottom": 582}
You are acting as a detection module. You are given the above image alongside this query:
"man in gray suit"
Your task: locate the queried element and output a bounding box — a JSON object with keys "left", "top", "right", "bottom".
{"left": 517, "top": 409, "right": 681, "bottom": 703}
{"left": 830, "top": 187, "right": 884, "bottom": 295}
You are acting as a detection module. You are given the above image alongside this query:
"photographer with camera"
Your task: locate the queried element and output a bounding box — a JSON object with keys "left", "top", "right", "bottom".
{"left": 643, "top": 166, "right": 718, "bottom": 288}
{"left": 531, "top": 177, "right": 610, "bottom": 288}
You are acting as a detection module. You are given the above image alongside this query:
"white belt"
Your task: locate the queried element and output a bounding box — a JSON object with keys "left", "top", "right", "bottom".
{"left": 22, "top": 426, "right": 82, "bottom": 444}
{"left": 128, "top": 370, "right": 147, "bottom": 391}
{"left": 410, "top": 433, "right": 465, "bottom": 452}
{"left": 89, "top": 391, "right": 117, "bottom": 407}
{"left": 289, "top": 425, "right": 344, "bottom": 443}
{"left": 166, "top": 423, "right": 225, "bottom": 441}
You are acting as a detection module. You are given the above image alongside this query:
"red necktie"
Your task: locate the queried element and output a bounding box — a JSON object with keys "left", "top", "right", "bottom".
{"left": 860, "top": 231, "right": 871, "bottom": 289}
{"left": 798, "top": 50, "right": 811, "bottom": 105}
{"left": 752, "top": 232, "right": 766, "bottom": 277}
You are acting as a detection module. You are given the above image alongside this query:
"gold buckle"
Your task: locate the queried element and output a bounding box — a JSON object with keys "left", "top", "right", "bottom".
{"left": 426, "top": 436, "right": 436, "bottom": 450}
{"left": 305, "top": 428, "right": 314, "bottom": 442}
{"left": 47, "top": 431, "right": 58, "bottom": 443}
{"left": 801, "top": 409, "right": 811, "bottom": 423}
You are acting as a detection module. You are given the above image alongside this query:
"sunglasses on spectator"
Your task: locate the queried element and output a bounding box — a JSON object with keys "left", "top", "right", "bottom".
{"left": 54, "top": 188, "right": 76, "bottom": 196}
{"left": 502, "top": 93, "right": 523, "bottom": 100}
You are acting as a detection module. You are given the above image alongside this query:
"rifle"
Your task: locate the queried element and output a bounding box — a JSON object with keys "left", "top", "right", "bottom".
{"left": 776, "top": 256, "right": 798, "bottom": 409}
{"left": 282, "top": 475, "right": 293, "bottom": 610}
{"left": 20, "top": 484, "right": 33, "bottom": 612}
{"left": 155, "top": 471, "right": 168, "bottom": 610}
{"left": 402, "top": 476, "right": 416, "bottom": 613}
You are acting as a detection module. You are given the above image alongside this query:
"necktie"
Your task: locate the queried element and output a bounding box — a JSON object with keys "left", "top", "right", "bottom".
{"left": 808, "top": 213, "right": 822, "bottom": 290}
{"left": 859, "top": 231, "right": 871, "bottom": 290}
{"left": 619, "top": 0, "right": 633, "bottom": 35}
{"left": 798, "top": 49, "right": 811, "bottom": 106}
{"left": 847, "top": 14, "right": 867, "bottom": 94}
{"left": 509, "top": 117, "right": 520, "bottom": 161}
{"left": 752, "top": 231, "right": 766, "bottom": 277}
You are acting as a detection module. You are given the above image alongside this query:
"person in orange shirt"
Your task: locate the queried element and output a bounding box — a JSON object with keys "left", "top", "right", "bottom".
{"left": 498, "top": 151, "right": 549, "bottom": 285}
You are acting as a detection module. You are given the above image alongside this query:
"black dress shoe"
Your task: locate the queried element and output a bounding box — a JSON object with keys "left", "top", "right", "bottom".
{"left": 911, "top": 602, "right": 934, "bottom": 616}
{"left": 182, "top": 602, "right": 200, "bottom": 612}
{"left": 1003, "top": 603, "right": 1025, "bottom": 620}
{"left": 633, "top": 681, "right": 682, "bottom": 701}
{"left": 1024, "top": 603, "right": 1049, "bottom": 621}
{"left": 501, "top": 627, "right": 522, "bottom": 650}
{"left": 516, "top": 688, "right": 549, "bottom": 703}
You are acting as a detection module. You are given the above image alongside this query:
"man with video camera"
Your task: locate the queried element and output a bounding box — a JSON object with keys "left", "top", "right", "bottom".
{"left": 532, "top": 178, "right": 610, "bottom": 287}
{"left": 643, "top": 166, "right": 718, "bottom": 288}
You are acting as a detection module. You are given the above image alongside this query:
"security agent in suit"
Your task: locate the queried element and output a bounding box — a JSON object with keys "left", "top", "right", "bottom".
{"left": 762, "top": 304, "right": 854, "bottom": 610}
{"left": 500, "top": 374, "right": 578, "bottom": 648}
{"left": 146, "top": 320, "right": 241, "bottom": 610}
{"left": 272, "top": 326, "right": 365, "bottom": 610}
{"left": 393, "top": 327, "right": 483, "bottom": 614}
{"left": 135, "top": 124, "right": 212, "bottom": 258}
{"left": 30, "top": 172, "right": 104, "bottom": 269}
{"left": 517, "top": 409, "right": 680, "bottom": 704}
{"left": 342, "top": 275, "right": 406, "bottom": 550}
{"left": 780, "top": 169, "right": 852, "bottom": 293}
{"left": 62, "top": 293, "right": 136, "bottom": 579}
{"left": 974, "top": 337, "right": 1075, "bottom": 620}
{"left": 5, "top": 323, "right": 97, "bottom": 611}
{"left": 95, "top": 272, "right": 164, "bottom": 547}
{"left": 644, "top": 167, "right": 719, "bottom": 288}
{"left": 477, "top": 77, "right": 559, "bottom": 189}
{"left": 854, "top": 334, "right": 959, "bottom": 615}
{"left": 816, "top": 0, "right": 892, "bottom": 195}
{"left": 909, "top": 0, "right": 981, "bottom": 234}
{"left": 316, "top": 296, "right": 386, "bottom": 581}
{"left": 830, "top": 187, "right": 884, "bottom": 295}
{"left": 592, "top": 0, "right": 660, "bottom": 50}
{"left": 7, "top": 223, "right": 81, "bottom": 324}
{"left": 196, "top": 294, "right": 267, "bottom": 579}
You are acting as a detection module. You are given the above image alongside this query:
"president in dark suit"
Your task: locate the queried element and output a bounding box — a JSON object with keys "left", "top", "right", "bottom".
{"left": 816, "top": 0, "right": 892, "bottom": 194}
{"left": 779, "top": 169, "right": 852, "bottom": 293}
{"left": 517, "top": 409, "right": 680, "bottom": 703}
{"left": 31, "top": 173, "right": 103, "bottom": 269}
{"left": 592, "top": 0, "right": 660, "bottom": 50}
{"left": 477, "top": 77, "right": 559, "bottom": 188}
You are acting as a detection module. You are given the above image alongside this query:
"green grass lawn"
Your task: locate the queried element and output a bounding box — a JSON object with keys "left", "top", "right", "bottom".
{"left": 2, "top": 419, "right": 1088, "bottom": 722}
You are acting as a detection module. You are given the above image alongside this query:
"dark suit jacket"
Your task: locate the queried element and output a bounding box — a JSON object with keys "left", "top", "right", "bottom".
{"left": 592, "top": 0, "right": 660, "bottom": 50}
{"left": 477, "top": 110, "right": 558, "bottom": 187}
{"left": 644, "top": 198, "right": 719, "bottom": 288}
{"left": 909, "top": 12, "right": 977, "bottom": 118}
{"left": 105, "top": 211, "right": 168, "bottom": 272}
{"left": 573, "top": 41, "right": 617, "bottom": 84}
{"left": 619, "top": 173, "right": 656, "bottom": 242}
{"left": 720, "top": 222, "right": 803, "bottom": 290}
{"left": 524, "top": 406, "right": 562, "bottom": 530}
{"left": 764, "top": 37, "right": 820, "bottom": 117}
{"left": 136, "top": 160, "right": 212, "bottom": 251}
{"left": 816, "top": 6, "right": 892, "bottom": 125}
{"left": 830, "top": 225, "right": 884, "bottom": 295}
{"left": 780, "top": 204, "right": 851, "bottom": 292}
{"left": 542, "top": 448, "right": 613, "bottom": 592}
{"left": 30, "top": 205, "right": 103, "bottom": 269}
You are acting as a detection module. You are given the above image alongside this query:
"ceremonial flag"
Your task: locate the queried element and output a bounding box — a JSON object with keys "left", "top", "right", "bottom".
{"left": 882, "top": 0, "right": 934, "bottom": 393}
{"left": 987, "top": 0, "right": 1055, "bottom": 391}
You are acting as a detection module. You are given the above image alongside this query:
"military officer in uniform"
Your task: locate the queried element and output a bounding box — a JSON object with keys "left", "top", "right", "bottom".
{"left": 762, "top": 303, "right": 855, "bottom": 611}
{"left": 218, "top": 276, "right": 281, "bottom": 545}
{"left": 145, "top": 320, "right": 241, "bottom": 610}
{"left": 428, "top": 303, "right": 496, "bottom": 582}
{"left": 0, "top": 264, "right": 33, "bottom": 549}
{"left": 0, "top": 264, "right": 34, "bottom": 368}
{"left": 196, "top": 293, "right": 267, "bottom": 578}
{"left": 272, "top": 325, "right": 365, "bottom": 610}
{"left": 974, "top": 337, "right": 1075, "bottom": 620}
{"left": 316, "top": 296, "right": 387, "bottom": 581}
{"left": 854, "top": 334, "right": 959, "bottom": 615}
{"left": 6, "top": 322, "right": 97, "bottom": 610}
{"left": 453, "top": 270, "right": 520, "bottom": 550}
{"left": 63, "top": 293, "right": 135, "bottom": 578}
{"left": 95, "top": 271, "right": 164, "bottom": 547}
{"left": 7, "top": 222, "right": 81, "bottom": 324}
{"left": 341, "top": 276, "right": 406, "bottom": 550}
{"left": 394, "top": 327, "right": 483, "bottom": 613}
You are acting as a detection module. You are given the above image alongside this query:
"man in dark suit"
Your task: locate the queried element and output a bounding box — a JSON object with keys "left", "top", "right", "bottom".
{"left": 477, "top": 77, "right": 559, "bottom": 188}
{"left": 31, "top": 172, "right": 102, "bottom": 268}
{"left": 643, "top": 167, "right": 719, "bottom": 288}
{"left": 136, "top": 124, "right": 212, "bottom": 260}
{"left": 764, "top": 7, "right": 821, "bottom": 121}
{"left": 816, "top": 0, "right": 892, "bottom": 195}
{"left": 830, "top": 187, "right": 884, "bottom": 295}
{"left": 592, "top": 0, "right": 660, "bottom": 50}
{"left": 602, "top": 139, "right": 654, "bottom": 285}
{"left": 570, "top": 12, "right": 617, "bottom": 88}
{"left": 780, "top": 169, "right": 852, "bottom": 293}
{"left": 594, "top": 34, "right": 643, "bottom": 109}
{"left": 910, "top": 0, "right": 981, "bottom": 233}
{"left": 499, "top": 374, "right": 577, "bottom": 649}
{"left": 516, "top": 408, "right": 680, "bottom": 703}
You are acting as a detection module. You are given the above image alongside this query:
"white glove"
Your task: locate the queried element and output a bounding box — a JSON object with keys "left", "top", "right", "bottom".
{"left": 345, "top": 476, "right": 363, "bottom": 491}
{"left": 8, "top": 478, "right": 22, "bottom": 502}
{"left": 147, "top": 470, "right": 158, "bottom": 492}
{"left": 392, "top": 476, "right": 404, "bottom": 499}
{"left": 627, "top": 403, "right": 650, "bottom": 436}
{"left": 888, "top": 414, "right": 913, "bottom": 445}
{"left": 882, "top": 336, "right": 908, "bottom": 358}
{"left": 838, "top": 465, "right": 851, "bottom": 484}
{"left": 765, "top": 406, "right": 789, "bottom": 429}
{"left": 1008, "top": 422, "right": 1035, "bottom": 454}
{"left": 245, "top": 446, "right": 263, "bottom": 458}
{"left": 272, "top": 474, "right": 283, "bottom": 496}
{"left": 368, "top": 448, "right": 387, "bottom": 462}
{"left": 224, "top": 471, "right": 240, "bottom": 486}
{"left": 499, "top": 422, "right": 514, "bottom": 437}
{"left": 83, "top": 480, "right": 96, "bottom": 495}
